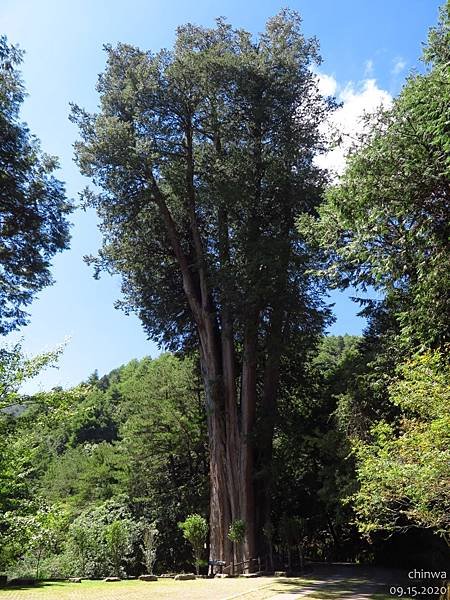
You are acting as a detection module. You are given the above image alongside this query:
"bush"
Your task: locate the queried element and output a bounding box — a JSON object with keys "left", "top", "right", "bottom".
{"left": 228, "top": 520, "right": 246, "bottom": 544}
{"left": 105, "top": 520, "right": 135, "bottom": 578}
{"left": 178, "top": 514, "right": 208, "bottom": 575}
{"left": 65, "top": 499, "right": 139, "bottom": 578}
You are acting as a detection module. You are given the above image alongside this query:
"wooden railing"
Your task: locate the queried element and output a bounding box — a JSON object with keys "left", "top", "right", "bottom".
{"left": 222, "top": 556, "right": 262, "bottom": 576}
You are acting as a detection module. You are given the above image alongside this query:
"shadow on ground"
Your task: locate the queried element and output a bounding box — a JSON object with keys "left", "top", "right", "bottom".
{"left": 264, "top": 564, "right": 414, "bottom": 599}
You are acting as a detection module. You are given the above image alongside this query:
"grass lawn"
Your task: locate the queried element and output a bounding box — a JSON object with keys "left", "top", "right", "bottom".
{"left": 0, "top": 574, "right": 414, "bottom": 599}
{"left": 0, "top": 577, "right": 304, "bottom": 600}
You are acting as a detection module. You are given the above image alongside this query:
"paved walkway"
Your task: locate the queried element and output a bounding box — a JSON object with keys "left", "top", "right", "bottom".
{"left": 266, "top": 564, "right": 407, "bottom": 599}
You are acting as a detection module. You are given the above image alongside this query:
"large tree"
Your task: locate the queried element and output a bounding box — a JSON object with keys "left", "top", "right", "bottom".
{"left": 72, "top": 12, "right": 332, "bottom": 564}
{"left": 297, "top": 1, "right": 450, "bottom": 565}
{"left": 0, "top": 37, "right": 72, "bottom": 335}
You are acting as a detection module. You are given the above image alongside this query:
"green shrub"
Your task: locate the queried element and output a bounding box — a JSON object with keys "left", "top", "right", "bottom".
{"left": 178, "top": 514, "right": 208, "bottom": 575}
{"left": 228, "top": 520, "right": 246, "bottom": 544}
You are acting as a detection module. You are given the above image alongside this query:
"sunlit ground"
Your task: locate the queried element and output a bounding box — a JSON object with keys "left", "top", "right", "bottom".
{"left": 0, "top": 573, "right": 410, "bottom": 599}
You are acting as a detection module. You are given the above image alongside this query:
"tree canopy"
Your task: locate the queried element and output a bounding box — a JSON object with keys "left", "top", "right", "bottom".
{"left": 297, "top": 1, "right": 450, "bottom": 555}
{"left": 0, "top": 37, "right": 72, "bottom": 335}
{"left": 352, "top": 350, "right": 450, "bottom": 544}
{"left": 298, "top": 1, "right": 450, "bottom": 349}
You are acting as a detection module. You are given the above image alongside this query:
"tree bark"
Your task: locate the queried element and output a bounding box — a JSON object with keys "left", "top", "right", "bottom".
{"left": 240, "top": 314, "right": 259, "bottom": 568}
{"left": 256, "top": 300, "right": 286, "bottom": 556}
{"left": 200, "top": 352, "right": 233, "bottom": 564}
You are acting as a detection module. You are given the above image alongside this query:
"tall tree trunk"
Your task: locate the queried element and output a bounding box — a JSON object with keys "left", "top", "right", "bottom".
{"left": 256, "top": 302, "right": 285, "bottom": 556}
{"left": 200, "top": 351, "right": 233, "bottom": 564}
{"left": 162, "top": 123, "right": 240, "bottom": 566}
{"left": 240, "top": 315, "right": 258, "bottom": 569}
{"left": 151, "top": 145, "right": 262, "bottom": 569}
{"left": 217, "top": 202, "right": 242, "bottom": 563}
{"left": 218, "top": 207, "right": 241, "bottom": 527}
{"left": 221, "top": 314, "right": 242, "bottom": 567}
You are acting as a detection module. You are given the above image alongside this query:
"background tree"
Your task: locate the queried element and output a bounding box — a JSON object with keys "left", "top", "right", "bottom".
{"left": 270, "top": 335, "right": 365, "bottom": 564}
{"left": 71, "top": 11, "right": 332, "bottom": 564}
{"left": 117, "top": 355, "right": 207, "bottom": 570}
{"left": 297, "top": 2, "right": 450, "bottom": 569}
{"left": 2, "top": 504, "right": 67, "bottom": 579}
{"left": 352, "top": 350, "right": 450, "bottom": 545}
{"left": 0, "top": 37, "right": 72, "bottom": 335}
{"left": 105, "top": 519, "right": 135, "bottom": 578}
{"left": 298, "top": 1, "right": 450, "bottom": 351}
{"left": 0, "top": 342, "right": 64, "bottom": 411}
{"left": 66, "top": 521, "right": 91, "bottom": 577}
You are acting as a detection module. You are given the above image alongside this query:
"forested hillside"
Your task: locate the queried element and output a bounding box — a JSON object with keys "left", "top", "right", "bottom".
{"left": 1, "top": 334, "right": 447, "bottom": 578}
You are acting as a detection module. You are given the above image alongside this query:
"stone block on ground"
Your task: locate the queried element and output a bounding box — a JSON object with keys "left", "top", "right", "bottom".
{"left": 274, "top": 571, "right": 287, "bottom": 577}
{"left": 174, "top": 573, "right": 196, "bottom": 580}
{"left": 68, "top": 577, "right": 82, "bottom": 583}
{"left": 103, "top": 576, "right": 121, "bottom": 582}
{"left": 139, "top": 574, "right": 158, "bottom": 581}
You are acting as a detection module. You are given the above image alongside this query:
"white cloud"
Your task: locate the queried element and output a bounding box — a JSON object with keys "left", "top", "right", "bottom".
{"left": 314, "top": 73, "right": 392, "bottom": 176}
{"left": 391, "top": 57, "right": 406, "bottom": 75}
{"left": 316, "top": 72, "right": 338, "bottom": 97}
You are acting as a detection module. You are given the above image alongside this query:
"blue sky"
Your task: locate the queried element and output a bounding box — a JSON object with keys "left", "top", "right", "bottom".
{"left": 1, "top": 0, "right": 442, "bottom": 391}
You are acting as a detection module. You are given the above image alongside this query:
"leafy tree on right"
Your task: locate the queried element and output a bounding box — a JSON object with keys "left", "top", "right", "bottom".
{"left": 299, "top": 1, "right": 450, "bottom": 350}
{"left": 299, "top": 1, "right": 450, "bottom": 549}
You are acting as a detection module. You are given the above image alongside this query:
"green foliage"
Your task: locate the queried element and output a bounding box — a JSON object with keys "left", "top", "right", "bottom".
{"left": 1, "top": 353, "right": 206, "bottom": 576}
{"left": 117, "top": 354, "right": 207, "bottom": 570}
{"left": 351, "top": 350, "right": 450, "bottom": 543}
{"left": 105, "top": 519, "right": 135, "bottom": 578}
{"left": 67, "top": 520, "right": 92, "bottom": 577}
{"left": 298, "top": 6, "right": 450, "bottom": 350}
{"left": 0, "top": 342, "right": 65, "bottom": 410}
{"left": 228, "top": 520, "right": 246, "bottom": 544}
{"left": 0, "top": 37, "right": 72, "bottom": 335}
{"left": 293, "top": 9, "right": 450, "bottom": 564}
{"left": 423, "top": 1, "right": 450, "bottom": 68}
{"left": 1, "top": 504, "right": 68, "bottom": 578}
{"left": 178, "top": 514, "right": 208, "bottom": 574}
{"left": 64, "top": 499, "right": 138, "bottom": 578}
{"left": 0, "top": 344, "right": 70, "bottom": 573}
{"left": 40, "top": 442, "right": 123, "bottom": 506}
